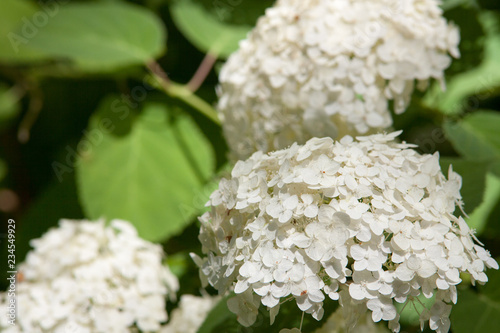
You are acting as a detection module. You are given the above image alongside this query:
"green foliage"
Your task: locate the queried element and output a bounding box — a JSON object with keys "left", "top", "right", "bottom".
{"left": 451, "top": 263, "right": 500, "bottom": 333}
{"left": 198, "top": 294, "right": 339, "bottom": 333}
{"left": 170, "top": 0, "right": 251, "bottom": 58}
{"left": 444, "top": 110, "right": 500, "bottom": 161}
{"left": 467, "top": 173, "right": 500, "bottom": 233}
{"left": 439, "top": 158, "right": 490, "bottom": 214}
{"left": 0, "top": 0, "right": 49, "bottom": 62}
{"left": 396, "top": 294, "right": 436, "bottom": 327}
{"left": 76, "top": 98, "right": 215, "bottom": 242}
{"left": 424, "top": 12, "right": 500, "bottom": 115}
{"left": 443, "top": 110, "right": 500, "bottom": 232}
{"left": 1, "top": 1, "right": 166, "bottom": 71}
{"left": 24, "top": 2, "right": 166, "bottom": 71}
{"left": 18, "top": 175, "right": 84, "bottom": 263}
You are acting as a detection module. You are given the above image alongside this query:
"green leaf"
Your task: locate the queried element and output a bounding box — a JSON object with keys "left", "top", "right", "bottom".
{"left": 22, "top": 2, "right": 166, "bottom": 70}
{"left": 197, "top": 295, "right": 235, "bottom": 333}
{"left": 77, "top": 99, "right": 215, "bottom": 242}
{"left": 444, "top": 111, "right": 500, "bottom": 161}
{"left": 439, "top": 158, "right": 490, "bottom": 214}
{"left": 197, "top": 293, "right": 339, "bottom": 333}
{"left": 0, "top": 0, "right": 49, "bottom": 62}
{"left": 441, "top": 0, "right": 478, "bottom": 10}
{"left": 170, "top": 0, "right": 251, "bottom": 58}
{"left": 423, "top": 12, "right": 500, "bottom": 115}
{"left": 451, "top": 262, "right": 500, "bottom": 333}
{"left": 467, "top": 172, "right": 500, "bottom": 234}
{"left": 396, "top": 294, "right": 436, "bottom": 326}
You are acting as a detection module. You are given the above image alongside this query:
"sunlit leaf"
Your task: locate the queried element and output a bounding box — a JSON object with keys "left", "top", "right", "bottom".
{"left": 170, "top": 0, "right": 251, "bottom": 58}
{"left": 77, "top": 99, "right": 215, "bottom": 242}
{"left": 395, "top": 294, "right": 436, "bottom": 326}
{"left": 0, "top": 0, "right": 49, "bottom": 62}
{"left": 23, "top": 2, "right": 166, "bottom": 70}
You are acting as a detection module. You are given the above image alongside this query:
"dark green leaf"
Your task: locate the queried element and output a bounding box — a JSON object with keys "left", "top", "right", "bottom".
{"left": 467, "top": 173, "right": 500, "bottom": 234}
{"left": 198, "top": 292, "right": 339, "bottom": 333}
{"left": 451, "top": 262, "right": 500, "bottom": 333}
{"left": 17, "top": 175, "right": 84, "bottom": 263}
{"left": 439, "top": 158, "right": 490, "bottom": 214}
{"left": 444, "top": 111, "right": 500, "bottom": 161}
{"left": 77, "top": 99, "right": 215, "bottom": 242}
{"left": 170, "top": 0, "right": 251, "bottom": 58}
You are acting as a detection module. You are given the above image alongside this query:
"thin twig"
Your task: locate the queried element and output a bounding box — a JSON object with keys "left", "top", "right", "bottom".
{"left": 146, "top": 60, "right": 171, "bottom": 90}
{"left": 145, "top": 60, "right": 220, "bottom": 125}
{"left": 187, "top": 52, "right": 217, "bottom": 92}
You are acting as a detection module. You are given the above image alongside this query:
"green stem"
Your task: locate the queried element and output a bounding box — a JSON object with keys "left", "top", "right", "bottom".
{"left": 168, "top": 82, "right": 221, "bottom": 125}
{"left": 146, "top": 61, "right": 221, "bottom": 125}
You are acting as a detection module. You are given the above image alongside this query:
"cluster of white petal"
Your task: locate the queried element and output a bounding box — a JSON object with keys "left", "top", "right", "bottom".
{"left": 160, "top": 294, "right": 220, "bottom": 333}
{"left": 0, "top": 219, "right": 179, "bottom": 333}
{"left": 217, "top": 0, "right": 460, "bottom": 160}
{"left": 193, "top": 132, "right": 498, "bottom": 332}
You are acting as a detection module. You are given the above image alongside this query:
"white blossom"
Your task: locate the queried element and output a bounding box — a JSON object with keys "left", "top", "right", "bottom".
{"left": 0, "top": 219, "right": 179, "bottom": 333}
{"left": 217, "top": 0, "right": 460, "bottom": 160}
{"left": 194, "top": 132, "right": 497, "bottom": 332}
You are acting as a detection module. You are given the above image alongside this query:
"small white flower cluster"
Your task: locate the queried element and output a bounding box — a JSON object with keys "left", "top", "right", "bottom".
{"left": 0, "top": 219, "right": 179, "bottom": 333}
{"left": 217, "top": 0, "right": 460, "bottom": 160}
{"left": 160, "top": 294, "right": 220, "bottom": 333}
{"left": 193, "top": 132, "right": 498, "bottom": 332}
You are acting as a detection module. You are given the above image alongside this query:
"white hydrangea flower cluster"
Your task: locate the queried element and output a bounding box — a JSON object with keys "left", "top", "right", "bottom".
{"left": 217, "top": 0, "right": 460, "bottom": 160}
{"left": 160, "top": 294, "right": 220, "bottom": 333}
{"left": 0, "top": 219, "right": 179, "bottom": 333}
{"left": 193, "top": 132, "right": 498, "bottom": 332}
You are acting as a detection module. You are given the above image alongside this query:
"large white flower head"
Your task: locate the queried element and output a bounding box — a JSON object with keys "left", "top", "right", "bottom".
{"left": 193, "top": 132, "right": 498, "bottom": 332}
{"left": 217, "top": 0, "right": 460, "bottom": 160}
{"left": 0, "top": 219, "right": 179, "bottom": 333}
